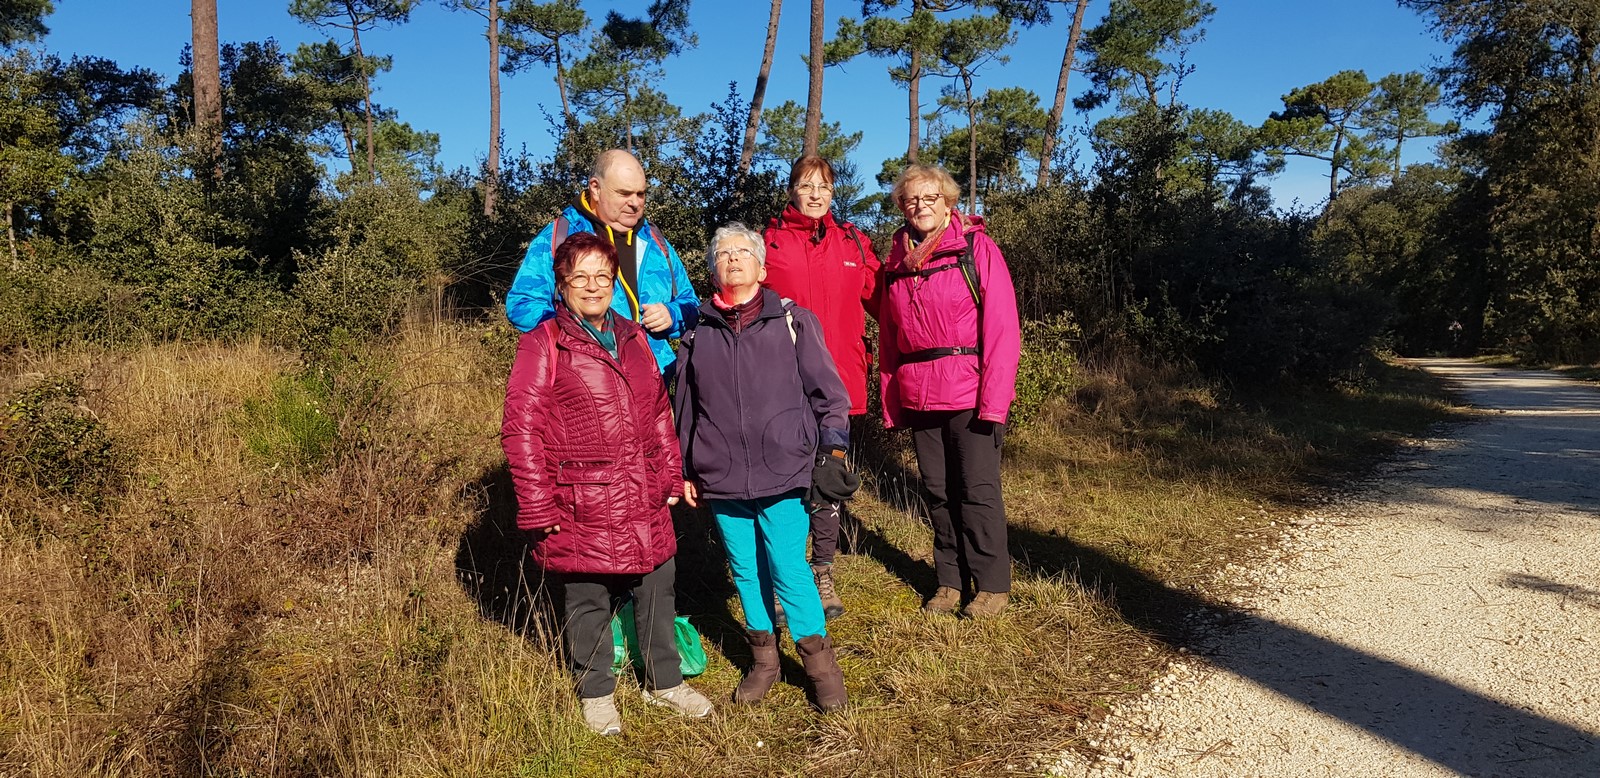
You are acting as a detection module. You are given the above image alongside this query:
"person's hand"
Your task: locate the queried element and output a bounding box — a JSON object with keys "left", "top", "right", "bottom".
{"left": 809, "top": 446, "right": 860, "bottom": 505}
{"left": 533, "top": 523, "right": 561, "bottom": 538}
{"left": 667, "top": 495, "right": 680, "bottom": 506}
{"left": 639, "top": 303, "right": 673, "bottom": 334}
{"left": 682, "top": 480, "right": 700, "bottom": 508}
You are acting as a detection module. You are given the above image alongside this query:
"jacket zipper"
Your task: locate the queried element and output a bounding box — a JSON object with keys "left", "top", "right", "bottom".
{"left": 732, "top": 320, "right": 753, "bottom": 497}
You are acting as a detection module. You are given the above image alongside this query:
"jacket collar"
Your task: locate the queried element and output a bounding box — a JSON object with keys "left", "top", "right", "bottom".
{"left": 775, "top": 204, "right": 838, "bottom": 237}
{"left": 698, "top": 287, "right": 786, "bottom": 327}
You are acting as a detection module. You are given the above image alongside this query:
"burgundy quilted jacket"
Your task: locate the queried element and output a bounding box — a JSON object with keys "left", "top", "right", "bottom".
{"left": 501, "top": 308, "right": 683, "bottom": 575}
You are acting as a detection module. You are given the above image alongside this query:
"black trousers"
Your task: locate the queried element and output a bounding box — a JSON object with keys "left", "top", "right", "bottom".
{"left": 559, "top": 557, "right": 682, "bottom": 699}
{"left": 809, "top": 500, "right": 842, "bottom": 566}
{"left": 909, "top": 409, "right": 1010, "bottom": 595}
{"left": 809, "top": 415, "right": 870, "bottom": 566}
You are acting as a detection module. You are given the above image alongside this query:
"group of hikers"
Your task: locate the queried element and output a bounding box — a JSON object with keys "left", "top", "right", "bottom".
{"left": 499, "top": 148, "right": 1022, "bottom": 736}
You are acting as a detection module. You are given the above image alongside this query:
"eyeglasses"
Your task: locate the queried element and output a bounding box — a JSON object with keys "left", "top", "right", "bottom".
{"left": 795, "top": 182, "right": 834, "bottom": 195}
{"left": 565, "top": 273, "right": 615, "bottom": 289}
{"left": 902, "top": 194, "right": 944, "bottom": 209}
{"left": 714, "top": 247, "right": 757, "bottom": 263}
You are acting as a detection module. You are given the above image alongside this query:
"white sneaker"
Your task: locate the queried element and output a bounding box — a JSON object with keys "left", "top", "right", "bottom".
{"left": 580, "top": 694, "right": 622, "bottom": 736}
{"left": 642, "top": 683, "right": 714, "bottom": 718}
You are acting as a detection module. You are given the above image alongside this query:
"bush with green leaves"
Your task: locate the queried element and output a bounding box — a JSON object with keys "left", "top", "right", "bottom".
{"left": 1012, "top": 311, "right": 1082, "bottom": 426}
{"left": 289, "top": 179, "right": 471, "bottom": 354}
{"left": 1, "top": 373, "right": 122, "bottom": 509}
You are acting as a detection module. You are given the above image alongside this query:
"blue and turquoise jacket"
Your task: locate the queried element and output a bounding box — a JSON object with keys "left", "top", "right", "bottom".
{"left": 506, "top": 204, "right": 699, "bottom": 372}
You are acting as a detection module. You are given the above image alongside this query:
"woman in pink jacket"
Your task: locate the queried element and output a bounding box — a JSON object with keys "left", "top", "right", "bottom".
{"left": 877, "top": 165, "right": 1021, "bottom": 620}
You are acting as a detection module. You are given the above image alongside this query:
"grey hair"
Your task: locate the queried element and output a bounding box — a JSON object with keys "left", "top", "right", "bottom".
{"left": 706, "top": 222, "right": 767, "bottom": 274}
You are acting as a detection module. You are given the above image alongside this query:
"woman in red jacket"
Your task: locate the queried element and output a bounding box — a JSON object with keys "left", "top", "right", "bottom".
{"left": 501, "top": 232, "right": 714, "bottom": 736}
{"left": 762, "top": 155, "right": 881, "bottom": 619}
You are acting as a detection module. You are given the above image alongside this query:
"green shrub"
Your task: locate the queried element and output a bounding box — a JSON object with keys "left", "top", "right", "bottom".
{"left": 1, "top": 373, "right": 123, "bottom": 508}
{"left": 1013, "top": 311, "right": 1082, "bottom": 427}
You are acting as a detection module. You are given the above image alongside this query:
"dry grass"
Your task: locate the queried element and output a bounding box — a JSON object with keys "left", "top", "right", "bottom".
{"left": 0, "top": 327, "right": 1460, "bottom": 777}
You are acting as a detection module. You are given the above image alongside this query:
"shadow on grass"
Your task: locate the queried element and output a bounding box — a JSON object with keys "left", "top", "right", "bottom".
{"left": 453, "top": 464, "right": 796, "bottom": 687}
{"left": 454, "top": 463, "right": 559, "bottom": 645}
{"left": 845, "top": 382, "right": 1597, "bottom": 774}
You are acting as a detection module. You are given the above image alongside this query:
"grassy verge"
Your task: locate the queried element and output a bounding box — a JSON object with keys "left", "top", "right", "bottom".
{"left": 1474, "top": 353, "right": 1600, "bottom": 384}
{"left": 0, "top": 332, "right": 1460, "bottom": 777}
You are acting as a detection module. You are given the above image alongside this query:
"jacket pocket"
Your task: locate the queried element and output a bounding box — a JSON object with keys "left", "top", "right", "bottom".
{"left": 556, "top": 460, "right": 617, "bottom": 484}
{"left": 556, "top": 460, "right": 616, "bottom": 524}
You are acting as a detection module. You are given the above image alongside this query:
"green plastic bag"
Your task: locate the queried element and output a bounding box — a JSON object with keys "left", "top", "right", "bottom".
{"left": 610, "top": 601, "right": 708, "bottom": 678}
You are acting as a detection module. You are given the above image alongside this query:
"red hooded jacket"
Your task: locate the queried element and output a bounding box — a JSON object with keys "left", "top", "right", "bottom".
{"left": 763, "top": 205, "right": 881, "bottom": 415}
{"left": 501, "top": 308, "right": 683, "bottom": 575}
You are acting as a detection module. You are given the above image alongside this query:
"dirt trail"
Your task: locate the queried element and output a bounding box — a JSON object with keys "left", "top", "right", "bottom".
{"left": 1046, "top": 359, "right": 1600, "bottom": 778}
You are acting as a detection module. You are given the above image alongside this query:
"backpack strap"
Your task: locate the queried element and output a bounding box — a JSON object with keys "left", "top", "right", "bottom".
{"left": 552, "top": 214, "right": 570, "bottom": 253}
{"left": 644, "top": 223, "right": 680, "bottom": 300}
{"left": 544, "top": 321, "right": 559, "bottom": 391}
{"left": 885, "top": 232, "right": 986, "bottom": 360}
{"left": 958, "top": 232, "right": 981, "bottom": 313}
{"left": 844, "top": 224, "right": 869, "bottom": 267}
{"left": 779, "top": 297, "right": 798, "bottom": 345}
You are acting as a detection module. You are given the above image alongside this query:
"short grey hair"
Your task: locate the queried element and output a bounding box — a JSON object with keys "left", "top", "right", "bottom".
{"left": 707, "top": 222, "right": 766, "bottom": 274}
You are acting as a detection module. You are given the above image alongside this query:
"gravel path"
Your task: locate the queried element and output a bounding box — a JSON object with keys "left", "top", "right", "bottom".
{"left": 1044, "top": 359, "right": 1600, "bottom": 778}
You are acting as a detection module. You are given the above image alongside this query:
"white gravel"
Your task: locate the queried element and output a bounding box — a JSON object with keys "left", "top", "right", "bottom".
{"left": 1041, "top": 359, "right": 1600, "bottom": 778}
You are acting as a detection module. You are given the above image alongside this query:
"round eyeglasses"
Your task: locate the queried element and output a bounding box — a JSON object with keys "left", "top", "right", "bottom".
{"left": 565, "top": 273, "right": 615, "bottom": 289}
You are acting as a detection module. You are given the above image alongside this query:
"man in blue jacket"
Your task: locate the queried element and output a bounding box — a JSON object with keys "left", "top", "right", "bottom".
{"left": 506, "top": 149, "right": 699, "bottom": 372}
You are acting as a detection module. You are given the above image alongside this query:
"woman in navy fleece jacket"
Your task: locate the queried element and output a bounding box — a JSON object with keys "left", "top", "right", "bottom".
{"left": 672, "top": 222, "right": 857, "bottom": 711}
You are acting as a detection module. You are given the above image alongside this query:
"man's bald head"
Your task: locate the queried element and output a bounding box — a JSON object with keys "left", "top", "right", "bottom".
{"left": 587, "top": 149, "right": 648, "bottom": 231}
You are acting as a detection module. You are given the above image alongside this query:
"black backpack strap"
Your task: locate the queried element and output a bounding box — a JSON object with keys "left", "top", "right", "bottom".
{"left": 958, "top": 232, "right": 981, "bottom": 313}
{"left": 845, "top": 224, "right": 869, "bottom": 267}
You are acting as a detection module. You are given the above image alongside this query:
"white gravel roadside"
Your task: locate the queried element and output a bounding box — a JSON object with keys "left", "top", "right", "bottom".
{"left": 1041, "top": 359, "right": 1600, "bottom": 778}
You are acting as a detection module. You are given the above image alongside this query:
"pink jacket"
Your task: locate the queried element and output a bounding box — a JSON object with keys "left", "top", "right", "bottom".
{"left": 876, "top": 212, "right": 1021, "bottom": 430}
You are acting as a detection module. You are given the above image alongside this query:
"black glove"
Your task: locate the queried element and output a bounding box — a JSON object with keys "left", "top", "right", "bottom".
{"left": 974, "top": 418, "right": 1005, "bottom": 448}
{"left": 808, "top": 445, "right": 860, "bottom": 505}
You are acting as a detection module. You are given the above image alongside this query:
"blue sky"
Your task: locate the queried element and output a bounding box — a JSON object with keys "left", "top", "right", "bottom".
{"left": 40, "top": 1, "right": 1457, "bottom": 209}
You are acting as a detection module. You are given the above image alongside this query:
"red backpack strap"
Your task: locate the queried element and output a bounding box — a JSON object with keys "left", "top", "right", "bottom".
{"left": 544, "top": 321, "right": 559, "bottom": 390}
{"left": 551, "top": 214, "right": 570, "bottom": 254}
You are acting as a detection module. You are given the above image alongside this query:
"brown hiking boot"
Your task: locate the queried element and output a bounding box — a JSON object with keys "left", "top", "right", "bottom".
{"left": 922, "top": 586, "right": 962, "bottom": 615}
{"left": 962, "top": 591, "right": 1008, "bottom": 620}
{"left": 813, "top": 564, "right": 846, "bottom": 620}
{"left": 733, "top": 630, "right": 781, "bottom": 704}
{"left": 795, "top": 634, "right": 848, "bottom": 711}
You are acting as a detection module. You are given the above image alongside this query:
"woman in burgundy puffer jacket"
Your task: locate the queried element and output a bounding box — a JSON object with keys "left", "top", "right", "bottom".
{"left": 502, "top": 232, "right": 713, "bottom": 736}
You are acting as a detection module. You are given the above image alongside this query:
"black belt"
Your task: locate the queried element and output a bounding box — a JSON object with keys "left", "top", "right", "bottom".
{"left": 901, "top": 346, "right": 980, "bottom": 363}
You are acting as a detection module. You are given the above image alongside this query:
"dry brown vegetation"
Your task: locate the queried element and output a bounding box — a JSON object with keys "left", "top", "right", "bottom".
{"left": 0, "top": 325, "right": 1458, "bottom": 777}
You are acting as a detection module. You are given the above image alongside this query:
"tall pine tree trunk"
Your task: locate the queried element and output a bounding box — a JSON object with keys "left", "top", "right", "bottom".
{"left": 740, "top": 0, "right": 783, "bottom": 173}
{"left": 803, "top": 0, "right": 824, "bottom": 156}
{"left": 350, "top": 5, "right": 377, "bottom": 183}
{"left": 554, "top": 43, "right": 573, "bottom": 128}
{"left": 1037, "top": 0, "right": 1088, "bottom": 186}
{"left": 486, "top": 0, "right": 501, "bottom": 217}
{"left": 907, "top": 47, "right": 921, "bottom": 162}
{"left": 191, "top": 0, "right": 222, "bottom": 173}
{"left": 965, "top": 73, "right": 977, "bottom": 213}
{"left": 1328, "top": 128, "right": 1345, "bottom": 205}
